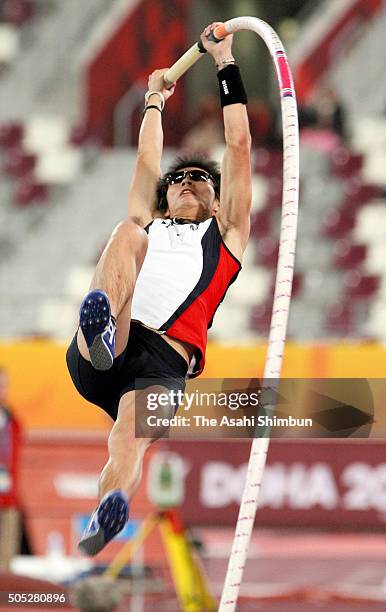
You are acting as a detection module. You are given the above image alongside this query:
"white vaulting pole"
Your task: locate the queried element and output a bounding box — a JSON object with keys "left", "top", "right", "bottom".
{"left": 164, "top": 43, "right": 206, "bottom": 86}
{"left": 214, "top": 18, "right": 299, "bottom": 612}
{"left": 164, "top": 17, "right": 299, "bottom": 611}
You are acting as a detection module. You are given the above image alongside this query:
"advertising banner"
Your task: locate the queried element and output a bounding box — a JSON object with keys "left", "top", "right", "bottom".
{"left": 151, "top": 440, "right": 386, "bottom": 528}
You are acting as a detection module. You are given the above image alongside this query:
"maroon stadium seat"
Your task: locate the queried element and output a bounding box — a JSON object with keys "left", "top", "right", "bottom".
{"left": 255, "top": 147, "right": 283, "bottom": 177}
{"left": 255, "top": 237, "right": 279, "bottom": 267}
{"left": 69, "top": 122, "right": 100, "bottom": 147}
{"left": 0, "top": 121, "right": 23, "bottom": 148}
{"left": 2, "top": 0, "right": 35, "bottom": 26}
{"left": 333, "top": 239, "right": 367, "bottom": 269}
{"left": 14, "top": 178, "right": 49, "bottom": 206}
{"left": 330, "top": 147, "right": 363, "bottom": 178}
{"left": 265, "top": 176, "right": 283, "bottom": 209}
{"left": 322, "top": 207, "right": 356, "bottom": 238}
{"left": 343, "top": 271, "right": 379, "bottom": 299}
{"left": 250, "top": 209, "right": 272, "bottom": 239}
{"left": 342, "top": 181, "right": 383, "bottom": 209}
{"left": 3, "top": 147, "right": 36, "bottom": 178}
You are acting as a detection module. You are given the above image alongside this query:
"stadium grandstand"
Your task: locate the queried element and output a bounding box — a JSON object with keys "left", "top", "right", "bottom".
{"left": 0, "top": 0, "right": 385, "bottom": 610}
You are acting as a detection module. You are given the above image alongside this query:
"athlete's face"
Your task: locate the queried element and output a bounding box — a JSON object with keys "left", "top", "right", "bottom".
{"left": 164, "top": 167, "right": 219, "bottom": 221}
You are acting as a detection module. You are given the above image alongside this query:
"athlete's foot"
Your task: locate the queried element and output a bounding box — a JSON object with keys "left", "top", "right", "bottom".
{"left": 78, "top": 490, "right": 129, "bottom": 556}
{"left": 79, "top": 289, "right": 116, "bottom": 370}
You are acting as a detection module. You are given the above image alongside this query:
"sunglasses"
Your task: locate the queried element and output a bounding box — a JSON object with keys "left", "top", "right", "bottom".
{"left": 164, "top": 169, "right": 214, "bottom": 185}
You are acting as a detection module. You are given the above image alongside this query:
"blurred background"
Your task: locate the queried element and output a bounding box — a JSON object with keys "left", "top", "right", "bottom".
{"left": 0, "top": 0, "right": 386, "bottom": 609}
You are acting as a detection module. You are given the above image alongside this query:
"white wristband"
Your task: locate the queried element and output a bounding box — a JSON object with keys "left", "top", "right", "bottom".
{"left": 216, "top": 58, "right": 236, "bottom": 68}
{"left": 145, "top": 91, "right": 165, "bottom": 111}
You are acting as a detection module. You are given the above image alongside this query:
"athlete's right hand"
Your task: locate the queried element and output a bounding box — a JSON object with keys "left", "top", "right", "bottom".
{"left": 147, "top": 69, "right": 176, "bottom": 102}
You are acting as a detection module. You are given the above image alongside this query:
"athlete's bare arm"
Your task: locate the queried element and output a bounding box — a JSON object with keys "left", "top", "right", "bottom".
{"left": 218, "top": 103, "right": 252, "bottom": 260}
{"left": 200, "top": 24, "right": 252, "bottom": 263}
{"left": 127, "top": 71, "right": 176, "bottom": 227}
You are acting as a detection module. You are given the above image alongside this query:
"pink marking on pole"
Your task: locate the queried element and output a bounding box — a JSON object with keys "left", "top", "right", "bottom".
{"left": 276, "top": 50, "right": 293, "bottom": 95}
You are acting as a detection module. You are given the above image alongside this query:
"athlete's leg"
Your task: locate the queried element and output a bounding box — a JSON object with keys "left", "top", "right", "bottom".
{"left": 77, "top": 218, "right": 148, "bottom": 361}
{"left": 99, "top": 386, "right": 173, "bottom": 500}
{"left": 79, "top": 386, "right": 174, "bottom": 555}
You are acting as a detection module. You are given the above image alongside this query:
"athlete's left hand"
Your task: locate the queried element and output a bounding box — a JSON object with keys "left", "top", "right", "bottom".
{"left": 147, "top": 69, "right": 176, "bottom": 102}
{"left": 200, "top": 22, "right": 234, "bottom": 66}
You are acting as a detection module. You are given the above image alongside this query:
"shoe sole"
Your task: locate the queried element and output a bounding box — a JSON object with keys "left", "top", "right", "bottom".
{"left": 79, "top": 291, "right": 113, "bottom": 371}
{"left": 78, "top": 493, "right": 128, "bottom": 556}
{"left": 89, "top": 334, "right": 114, "bottom": 371}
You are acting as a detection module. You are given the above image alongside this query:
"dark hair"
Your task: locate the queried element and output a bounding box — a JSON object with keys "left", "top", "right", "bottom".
{"left": 156, "top": 154, "right": 221, "bottom": 213}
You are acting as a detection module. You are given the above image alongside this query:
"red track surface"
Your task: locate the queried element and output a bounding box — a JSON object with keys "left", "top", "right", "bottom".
{"left": 1, "top": 529, "right": 386, "bottom": 611}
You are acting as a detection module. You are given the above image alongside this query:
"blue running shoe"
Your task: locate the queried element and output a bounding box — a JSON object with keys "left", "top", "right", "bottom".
{"left": 79, "top": 289, "right": 116, "bottom": 370}
{"left": 78, "top": 490, "right": 129, "bottom": 556}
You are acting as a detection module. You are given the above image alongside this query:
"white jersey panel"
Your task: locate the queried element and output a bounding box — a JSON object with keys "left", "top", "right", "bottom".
{"left": 131, "top": 218, "right": 212, "bottom": 329}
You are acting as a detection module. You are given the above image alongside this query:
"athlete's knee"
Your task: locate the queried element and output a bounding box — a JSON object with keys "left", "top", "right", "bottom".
{"left": 112, "top": 219, "right": 148, "bottom": 259}
{"left": 112, "top": 403, "right": 173, "bottom": 441}
{"left": 113, "top": 389, "right": 175, "bottom": 443}
{"left": 136, "top": 399, "right": 175, "bottom": 440}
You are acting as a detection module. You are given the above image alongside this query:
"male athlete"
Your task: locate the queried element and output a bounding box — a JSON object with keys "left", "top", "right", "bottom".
{"left": 66, "top": 23, "right": 252, "bottom": 555}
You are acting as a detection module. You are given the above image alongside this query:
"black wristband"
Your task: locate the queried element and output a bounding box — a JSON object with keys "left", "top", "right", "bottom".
{"left": 143, "top": 104, "right": 162, "bottom": 117}
{"left": 217, "top": 64, "right": 248, "bottom": 107}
